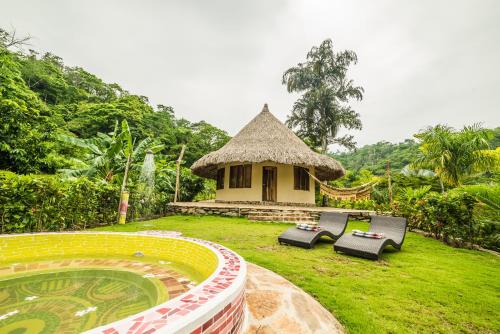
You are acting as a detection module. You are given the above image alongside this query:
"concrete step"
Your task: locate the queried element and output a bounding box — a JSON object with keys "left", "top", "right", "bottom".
{"left": 248, "top": 215, "right": 315, "bottom": 220}
{"left": 248, "top": 211, "right": 312, "bottom": 217}
{"left": 248, "top": 217, "right": 315, "bottom": 224}
{"left": 248, "top": 215, "right": 314, "bottom": 220}
{"left": 247, "top": 212, "right": 316, "bottom": 223}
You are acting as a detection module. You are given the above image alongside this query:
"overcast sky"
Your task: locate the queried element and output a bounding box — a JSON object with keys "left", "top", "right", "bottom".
{"left": 1, "top": 0, "right": 499, "bottom": 150}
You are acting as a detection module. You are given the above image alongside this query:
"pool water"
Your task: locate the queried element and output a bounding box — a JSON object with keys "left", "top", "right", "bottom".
{"left": 0, "top": 269, "right": 163, "bottom": 333}
{"left": 0, "top": 257, "right": 202, "bottom": 334}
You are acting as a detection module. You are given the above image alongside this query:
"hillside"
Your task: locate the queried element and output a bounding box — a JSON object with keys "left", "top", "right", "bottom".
{"left": 332, "top": 139, "right": 419, "bottom": 175}
{"left": 0, "top": 30, "right": 230, "bottom": 174}
{"left": 333, "top": 127, "right": 499, "bottom": 176}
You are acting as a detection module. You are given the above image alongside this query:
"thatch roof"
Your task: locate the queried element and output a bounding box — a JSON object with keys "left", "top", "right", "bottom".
{"left": 191, "top": 104, "right": 345, "bottom": 181}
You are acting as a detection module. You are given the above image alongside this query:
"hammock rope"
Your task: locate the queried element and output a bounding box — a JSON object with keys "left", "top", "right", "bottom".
{"left": 307, "top": 171, "right": 377, "bottom": 201}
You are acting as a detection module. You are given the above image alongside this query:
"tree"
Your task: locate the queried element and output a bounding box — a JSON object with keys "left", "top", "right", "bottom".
{"left": 184, "top": 121, "right": 230, "bottom": 166}
{"left": 283, "top": 39, "right": 364, "bottom": 152}
{"left": 58, "top": 120, "right": 163, "bottom": 185}
{"left": 334, "top": 139, "right": 419, "bottom": 175}
{"left": 489, "top": 127, "right": 500, "bottom": 148}
{"left": 0, "top": 28, "right": 30, "bottom": 50}
{"left": 64, "top": 95, "right": 154, "bottom": 138}
{"left": 0, "top": 24, "right": 230, "bottom": 206}
{"left": 413, "top": 124, "right": 495, "bottom": 190}
{"left": 0, "top": 47, "right": 59, "bottom": 173}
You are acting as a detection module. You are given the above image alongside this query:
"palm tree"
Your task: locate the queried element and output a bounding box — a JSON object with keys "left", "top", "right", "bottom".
{"left": 283, "top": 39, "right": 364, "bottom": 152}
{"left": 413, "top": 124, "right": 495, "bottom": 191}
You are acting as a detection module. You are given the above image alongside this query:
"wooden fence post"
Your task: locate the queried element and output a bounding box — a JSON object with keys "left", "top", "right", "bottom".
{"left": 386, "top": 161, "right": 392, "bottom": 203}
{"left": 174, "top": 145, "right": 186, "bottom": 203}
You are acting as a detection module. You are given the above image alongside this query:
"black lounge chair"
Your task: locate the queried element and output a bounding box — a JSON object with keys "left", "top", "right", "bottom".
{"left": 278, "top": 212, "right": 349, "bottom": 249}
{"left": 333, "top": 215, "right": 407, "bottom": 260}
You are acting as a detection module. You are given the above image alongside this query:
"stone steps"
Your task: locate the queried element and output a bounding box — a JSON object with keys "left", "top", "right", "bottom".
{"left": 247, "top": 210, "right": 316, "bottom": 223}
{"left": 167, "top": 202, "right": 375, "bottom": 222}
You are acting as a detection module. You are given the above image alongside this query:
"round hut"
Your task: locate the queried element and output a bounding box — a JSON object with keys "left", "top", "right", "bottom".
{"left": 191, "top": 104, "right": 345, "bottom": 205}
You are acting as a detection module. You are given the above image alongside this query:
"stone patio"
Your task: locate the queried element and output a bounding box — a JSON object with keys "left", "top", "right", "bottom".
{"left": 244, "top": 263, "right": 344, "bottom": 334}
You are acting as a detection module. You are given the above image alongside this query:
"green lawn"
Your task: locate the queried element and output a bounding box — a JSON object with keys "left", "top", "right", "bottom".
{"left": 94, "top": 215, "right": 500, "bottom": 334}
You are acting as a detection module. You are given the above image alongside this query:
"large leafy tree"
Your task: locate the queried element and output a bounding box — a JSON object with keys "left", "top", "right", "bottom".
{"left": 413, "top": 124, "right": 495, "bottom": 190}
{"left": 0, "top": 34, "right": 59, "bottom": 173}
{"left": 184, "top": 121, "right": 230, "bottom": 166}
{"left": 65, "top": 95, "right": 154, "bottom": 138}
{"left": 283, "top": 39, "right": 364, "bottom": 152}
{"left": 19, "top": 51, "right": 124, "bottom": 105}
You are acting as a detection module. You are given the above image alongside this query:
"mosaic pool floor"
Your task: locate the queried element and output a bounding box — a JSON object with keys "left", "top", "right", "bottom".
{"left": 0, "top": 257, "right": 201, "bottom": 334}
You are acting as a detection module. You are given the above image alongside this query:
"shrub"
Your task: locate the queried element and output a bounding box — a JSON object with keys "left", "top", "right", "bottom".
{"left": 0, "top": 171, "right": 119, "bottom": 233}
{"left": 327, "top": 198, "right": 390, "bottom": 213}
{"left": 391, "top": 190, "right": 487, "bottom": 249}
{"left": 453, "top": 184, "right": 500, "bottom": 251}
{"left": 127, "top": 164, "right": 207, "bottom": 220}
{"left": 421, "top": 192, "right": 476, "bottom": 245}
{"left": 391, "top": 186, "right": 432, "bottom": 231}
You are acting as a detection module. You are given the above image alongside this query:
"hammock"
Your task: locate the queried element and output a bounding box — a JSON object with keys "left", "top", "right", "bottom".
{"left": 307, "top": 171, "right": 376, "bottom": 201}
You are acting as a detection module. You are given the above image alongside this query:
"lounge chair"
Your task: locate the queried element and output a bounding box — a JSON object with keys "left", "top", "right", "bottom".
{"left": 333, "top": 215, "right": 407, "bottom": 260}
{"left": 278, "top": 212, "right": 349, "bottom": 249}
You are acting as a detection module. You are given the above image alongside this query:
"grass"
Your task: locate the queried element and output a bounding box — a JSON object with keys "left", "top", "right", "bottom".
{"left": 94, "top": 215, "right": 500, "bottom": 334}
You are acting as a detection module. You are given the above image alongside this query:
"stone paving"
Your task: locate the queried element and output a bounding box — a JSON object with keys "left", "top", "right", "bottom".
{"left": 244, "top": 263, "right": 344, "bottom": 334}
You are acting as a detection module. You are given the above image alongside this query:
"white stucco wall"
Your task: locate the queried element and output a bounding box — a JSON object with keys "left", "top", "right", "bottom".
{"left": 215, "top": 162, "right": 315, "bottom": 204}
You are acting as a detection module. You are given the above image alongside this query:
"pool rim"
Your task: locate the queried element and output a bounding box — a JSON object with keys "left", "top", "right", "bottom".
{"left": 0, "top": 231, "right": 247, "bottom": 334}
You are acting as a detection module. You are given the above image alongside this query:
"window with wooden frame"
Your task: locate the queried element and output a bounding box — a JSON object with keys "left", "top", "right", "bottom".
{"left": 294, "top": 166, "right": 310, "bottom": 191}
{"left": 229, "top": 164, "right": 252, "bottom": 188}
{"left": 216, "top": 168, "right": 225, "bottom": 190}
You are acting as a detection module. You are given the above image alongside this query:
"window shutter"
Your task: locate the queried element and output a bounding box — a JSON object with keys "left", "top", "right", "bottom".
{"left": 216, "top": 168, "right": 225, "bottom": 190}
{"left": 229, "top": 166, "right": 236, "bottom": 188}
{"left": 244, "top": 164, "right": 252, "bottom": 188}
{"left": 229, "top": 165, "right": 252, "bottom": 188}
{"left": 294, "top": 166, "right": 309, "bottom": 191}
{"left": 294, "top": 167, "right": 299, "bottom": 190}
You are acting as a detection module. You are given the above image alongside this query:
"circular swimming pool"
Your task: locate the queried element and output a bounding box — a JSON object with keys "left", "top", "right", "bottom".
{"left": 0, "top": 232, "right": 247, "bottom": 334}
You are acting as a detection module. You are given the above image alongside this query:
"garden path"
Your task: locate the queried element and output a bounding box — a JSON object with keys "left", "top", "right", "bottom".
{"left": 245, "top": 263, "right": 344, "bottom": 334}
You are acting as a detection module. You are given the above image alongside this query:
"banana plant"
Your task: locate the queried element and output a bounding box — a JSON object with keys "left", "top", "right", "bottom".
{"left": 58, "top": 120, "right": 163, "bottom": 186}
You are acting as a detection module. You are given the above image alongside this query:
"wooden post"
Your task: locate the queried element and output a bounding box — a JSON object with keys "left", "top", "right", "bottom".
{"left": 174, "top": 145, "right": 186, "bottom": 203}
{"left": 118, "top": 154, "right": 133, "bottom": 224}
{"left": 386, "top": 161, "right": 392, "bottom": 203}
{"left": 121, "top": 154, "right": 132, "bottom": 192}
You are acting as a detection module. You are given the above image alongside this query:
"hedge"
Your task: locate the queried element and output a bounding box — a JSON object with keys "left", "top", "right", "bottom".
{"left": 0, "top": 171, "right": 119, "bottom": 233}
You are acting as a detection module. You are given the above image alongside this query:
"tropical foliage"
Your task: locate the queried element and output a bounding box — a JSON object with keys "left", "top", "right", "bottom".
{"left": 0, "top": 27, "right": 229, "bottom": 226}
{"left": 391, "top": 190, "right": 482, "bottom": 248}
{"left": 58, "top": 120, "right": 163, "bottom": 184}
{"left": 326, "top": 124, "right": 498, "bottom": 250}
{"left": 0, "top": 28, "right": 230, "bottom": 177}
{"left": 0, "top": 171, "right": 119, "bottom": 233}
{"left": 283, "top": 39, "right": 364, "bottom": 152}
{"left": 334, "top": 139, "right": 419, "bottom": 175}
{"left": 454, "top": 184, "right": 500, "bottom": 250}
{"left": 1, "top": 28, "right": 498, "bottom": 250}
{"left": 413, "top": 124, "right": 495, "bottom": 189}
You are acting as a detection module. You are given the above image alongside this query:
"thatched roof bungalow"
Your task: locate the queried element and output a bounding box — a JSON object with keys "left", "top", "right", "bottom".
{"left": 191, "top": 104, "right": 345, "bottom": 205}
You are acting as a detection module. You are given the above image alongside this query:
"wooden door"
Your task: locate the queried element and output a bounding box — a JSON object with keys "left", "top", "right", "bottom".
{"left": 262, "top": 166, "right": 277, "bottom": 202}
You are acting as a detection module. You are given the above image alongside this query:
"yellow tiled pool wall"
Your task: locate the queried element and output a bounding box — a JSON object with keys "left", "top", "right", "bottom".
{"left": 0, "top": 233, "right": 218, "bottom": 280}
